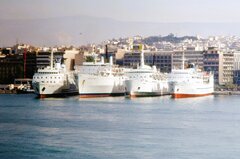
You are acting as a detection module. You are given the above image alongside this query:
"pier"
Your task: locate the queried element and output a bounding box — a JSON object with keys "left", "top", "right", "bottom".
{"left": 213, "top": 91, "right": 240, "bottom": 95}
{"left": 0, "top": 78, "right": 33, "bottom": 94}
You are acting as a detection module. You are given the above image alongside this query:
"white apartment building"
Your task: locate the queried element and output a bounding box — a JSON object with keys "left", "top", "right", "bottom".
{"left": 219, "top": 52, "right": 234, "bottom": 85}
{"left": 203, "top": 47, "right": 234, "bottom": 85}
{"left": 233, "top": 51, "right": 240, "bottom": 70}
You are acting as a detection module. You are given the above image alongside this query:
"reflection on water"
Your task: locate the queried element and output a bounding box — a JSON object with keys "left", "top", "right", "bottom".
{"left": 0, "top": 94, "right": 240, "bottom": 159}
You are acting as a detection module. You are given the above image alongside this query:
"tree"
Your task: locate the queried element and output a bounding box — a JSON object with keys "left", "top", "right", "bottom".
{"left": 85, "top": 56, "right": 94, "bottom": 62}
{"left": 225, "top": 82, "right": 236, "bottom": 90}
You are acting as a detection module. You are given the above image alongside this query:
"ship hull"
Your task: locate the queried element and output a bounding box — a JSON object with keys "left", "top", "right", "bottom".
{"left": 32, "top": 82, "right": 78, "bottom": 98}
{"left": 172, "top": 93, "right": 213, "bottom": 98}
{"left": 79, "top": 93, "right": 125, "bottom": 98}
{"left": 125, "top": 79, "right": 169, "bottom": 97}
{"left": 37, "top": 92, "right": 78, "bottom": 98}
{"left": 170, "top": 82, "right": 214, "bottom": 98}
{"left": 125, "top": 92, "right": 167, "bottom": 97}
{"left": 78, "top": 74, "right": 125, "bottom": 98}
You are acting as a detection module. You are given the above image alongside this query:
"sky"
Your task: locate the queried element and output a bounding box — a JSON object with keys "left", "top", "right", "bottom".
{"left": 1, "top": 0, "right": 240, "bottom": 46}
{"left": 1, "top": 0, "right": 240, "bottom": 23}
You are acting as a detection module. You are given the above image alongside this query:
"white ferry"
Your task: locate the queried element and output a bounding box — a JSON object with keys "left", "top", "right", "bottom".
{"left": 169, "top": 53, "right": 214, "bottom": 98}
{"left": 76, "top": 56, "right": 126, "bottom": 97}
{"left": 32, "top": 50, "right": 78, "bottom": 98}
{"left": 125, "top": 50, "right": 169, "bottom": 97}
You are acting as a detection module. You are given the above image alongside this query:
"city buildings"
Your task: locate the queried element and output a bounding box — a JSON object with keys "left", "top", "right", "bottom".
{"left": 233, "top": 51, "right": 240, "bottom": 85}
{"left": 36, "top": 51, "right": 64, "bottom": 69}
{"left": 1, "top": 34, "right": 240, "bottom": 87}
{"left": 203, "top": 47, "right": 234, "bottom": 86}
{"left": 0, "top": 51, "right": 36, "bottom": 84}
{"left": 203, "top": 47, "right": 221, "bottom": 84}
{"left": 172, "top": 48, "right": 203, "bottom": 70}
{"left": 64, "top": 49, "right": 80, "bottom": 70}
{"left": 219, "top": 51, "right": 234, "bottom": 85}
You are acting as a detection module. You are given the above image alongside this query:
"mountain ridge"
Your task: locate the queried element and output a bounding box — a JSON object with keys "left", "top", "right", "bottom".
{"left": 0, "top": 15, "right": 239, "bottom": 47}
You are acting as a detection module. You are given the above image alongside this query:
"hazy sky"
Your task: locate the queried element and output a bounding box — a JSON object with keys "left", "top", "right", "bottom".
{"left": 1, "top": 0, "right": 240, "bottom": 46}
{"left": 1, "top": 0, "right": 240, "bottom": 22}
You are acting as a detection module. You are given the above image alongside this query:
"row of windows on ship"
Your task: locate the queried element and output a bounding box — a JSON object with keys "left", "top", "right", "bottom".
{"left": 33, "top": 76, "right": 62, "bottom": 80}
{"left": 39, "top": 80, "right": 62, "bottom": 84}
{"left": 38, "top": 72, "right": 61, "bottom": 74}
{"left": 128, "top": 75, "right": 163, "bottom": 79}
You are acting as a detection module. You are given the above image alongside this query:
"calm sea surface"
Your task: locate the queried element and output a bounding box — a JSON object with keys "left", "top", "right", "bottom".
{"left": 0, "top": 94, "right": 240, "bottom": 159}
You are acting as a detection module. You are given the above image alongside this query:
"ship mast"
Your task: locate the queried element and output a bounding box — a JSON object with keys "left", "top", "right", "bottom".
{"left": 23, "top": 48, "right": 27, "bottom": 78}
{"left": 182, "top": 48, "right": 185, "bottom": 70}
{"left": 140, "top": 45, "right": 145, "bottom": 67}
{"left": 50, "top": 49, "right": 54, "bottom": 69}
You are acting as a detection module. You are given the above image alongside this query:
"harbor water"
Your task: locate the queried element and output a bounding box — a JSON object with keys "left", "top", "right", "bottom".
{"left": 1, "top": 94, "right": 240, "bottom": 158}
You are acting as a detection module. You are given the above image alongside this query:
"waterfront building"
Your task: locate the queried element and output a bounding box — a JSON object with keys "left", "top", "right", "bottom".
{"left": 0, "top": 51, "right": 36, "bottom": 84}
{"left": 123, "top": 51, "right": 172, "bottom": 72}
{"left": 36, "top": 51, "right": 64, "bottom": 69}
{"left": 232, "top": 51, "right": 240, "bottom": 85}
{"left": 115, "top": 49, "right": 126, "bottom": 66}
{"left": 75, "top": 52, "right": 84, "bottom": 66}
{"left": 233, "top": 51, "right": 240, "bottom": 70}
{"left": 123, "top": 48, "right": 203, "bottom": 73}
{"left": 147, "top": 51, "right": 172, "bottom": 72}
{"left": 233, "top": 70, "right": 240, "bottom": 85}
{"left": 64, "top": 49, "right": 80, "bottom": 70}
{"left": 1, "top": 48, "right": 13, "bottom": 54}
{"left": 123, "top": 51, "right": 141, "bottom": 67}
{"left": 203, "top": 47, "right": 221, "bottom": 84}
{"left": 219, "top": 52, "right": 234, "bottom": 85}
{"left": 203, "top": 47, "right": 234, "bottom": 85}
{"left": 172, "top": 47, "right": 203, "bottom": 70}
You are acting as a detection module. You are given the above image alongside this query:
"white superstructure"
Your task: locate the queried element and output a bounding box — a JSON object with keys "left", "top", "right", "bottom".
{"left": 76, "top": 56, "right": 126, "bottom": 97}
{"left": 32, "top": 50, "right": 78, "bottom": 98}
{"left": 169, "top": 54, "right": 214, "bottom": 98}
{"left": 125, "top": 50, "right": 169, "bottom": 97}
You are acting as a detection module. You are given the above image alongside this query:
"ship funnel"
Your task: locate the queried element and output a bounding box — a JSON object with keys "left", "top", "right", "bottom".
{"left": 55, "top": 63, "right": 61, "bottom": 69}
{"left": 140, "top": 50, "right": 145, "bottom": 67}
{"left": 101, "top": 56, "right": 104, "bottom": 64}
{"left": 152, "top": 65, "right": 157, "bottom": 71}
{"left": 109, "top": 56, "right": 113, "bottom": 65}
{"left": 55, "top": 58, "right": 61, "bottom": 69}
{"left": 92, "top": 53, "right": 97, "bottom": 64}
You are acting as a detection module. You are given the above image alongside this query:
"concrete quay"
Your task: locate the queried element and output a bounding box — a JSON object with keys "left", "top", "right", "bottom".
{"left": 214, "top": 91, "right": 240, "bottom": 95}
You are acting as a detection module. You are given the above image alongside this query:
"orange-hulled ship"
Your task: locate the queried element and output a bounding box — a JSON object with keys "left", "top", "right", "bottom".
{"left": 168, "top": 63, "right": 214, "bottom": 98}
